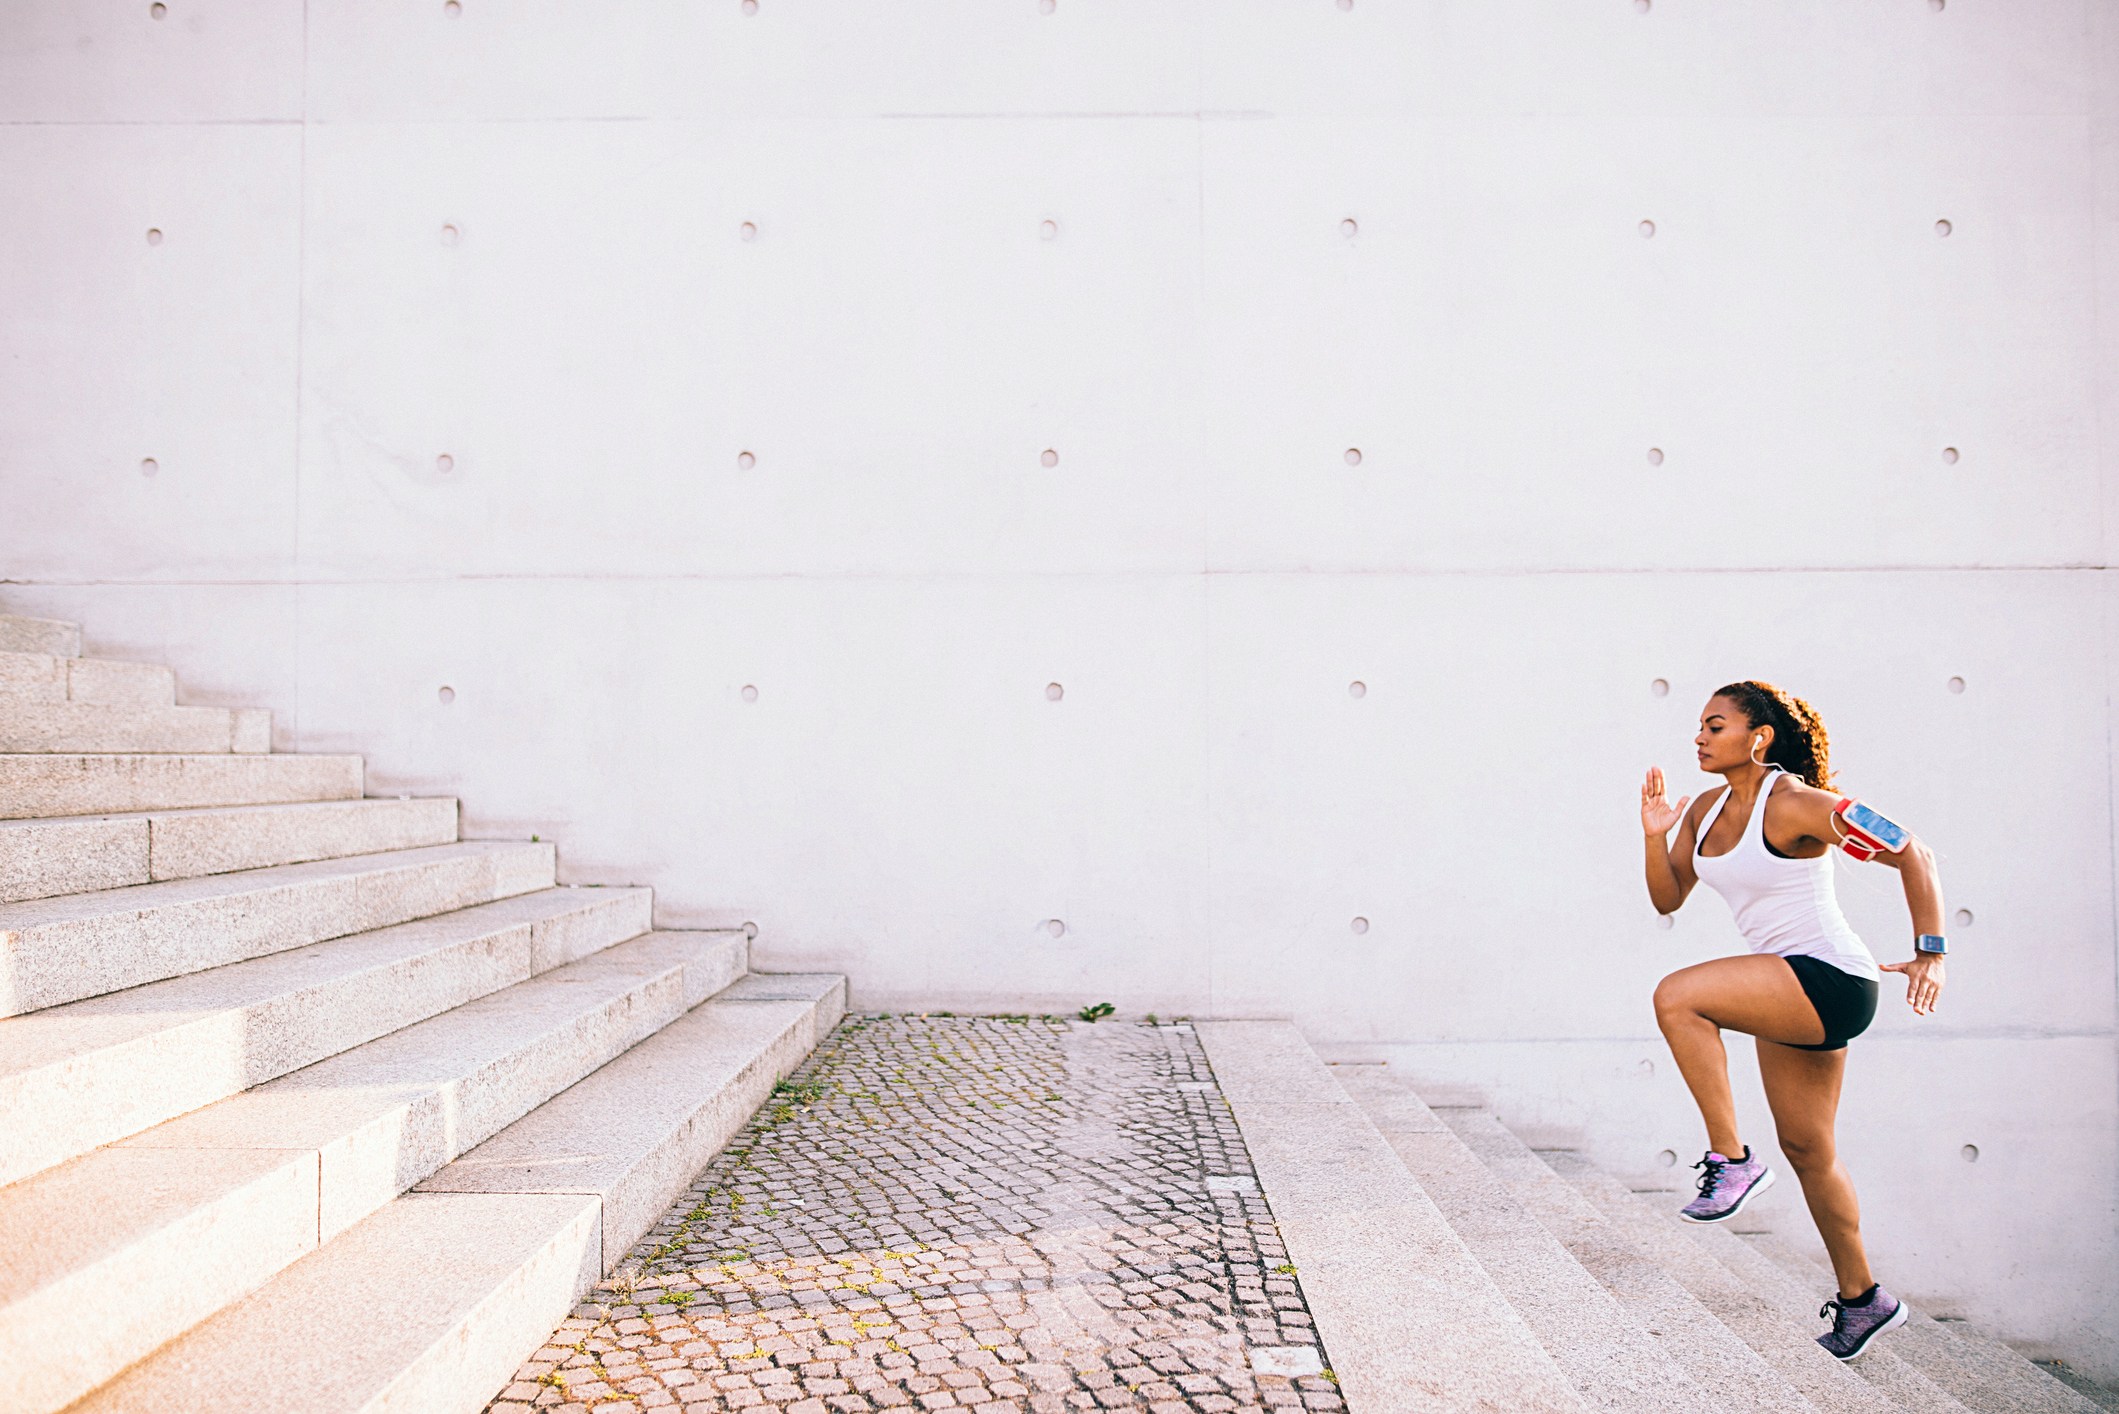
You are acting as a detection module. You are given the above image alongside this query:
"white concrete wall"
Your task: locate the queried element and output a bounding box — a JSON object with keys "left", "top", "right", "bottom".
{"left": 3, "top": 0, "right": 2113, "bottom": 1377}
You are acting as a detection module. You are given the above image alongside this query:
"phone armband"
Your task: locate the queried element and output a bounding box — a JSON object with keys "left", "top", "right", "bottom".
{"left": 1833, "top": 798, "right": 1911, "bottom": 861}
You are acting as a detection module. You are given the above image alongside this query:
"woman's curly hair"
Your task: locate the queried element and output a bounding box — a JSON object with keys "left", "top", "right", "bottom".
{"left": 1715, "top": 681, "right": 1835, "bottom": 791}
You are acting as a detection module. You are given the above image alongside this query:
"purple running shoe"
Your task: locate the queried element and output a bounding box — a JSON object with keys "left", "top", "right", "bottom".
{"left": 1678, "top": 1147, "right": 1775, "bottom": 1223}
{"left": 1818, "top": 1285, "right": 1908, "bottom": 1361}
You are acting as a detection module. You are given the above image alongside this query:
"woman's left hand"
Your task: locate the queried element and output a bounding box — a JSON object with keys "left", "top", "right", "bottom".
{"left": 1879, "top": 954, "right": 1946, "bottom": 1016}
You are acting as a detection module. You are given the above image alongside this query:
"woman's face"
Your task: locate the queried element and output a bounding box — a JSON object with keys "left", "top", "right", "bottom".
{"left": 1695, "top": 694, "right": 1768, "bottom": 774}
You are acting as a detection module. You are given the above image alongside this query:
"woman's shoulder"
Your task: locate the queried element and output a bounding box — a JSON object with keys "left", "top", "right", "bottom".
{"left": 1769, "top": 773, "right": 1839, "bottom": 805}
{"left": 1688, "top": 784, "right": 1728, "bottom": 821}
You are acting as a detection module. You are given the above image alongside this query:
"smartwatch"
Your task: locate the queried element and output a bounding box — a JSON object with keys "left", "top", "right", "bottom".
{"left": 1915, "top": 934, "right": 1948, "bottom": 956}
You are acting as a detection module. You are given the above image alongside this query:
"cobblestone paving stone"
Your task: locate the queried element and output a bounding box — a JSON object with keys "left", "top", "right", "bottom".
{"left": 486, "top": 1014, "right": 1342, "bottom": 1414}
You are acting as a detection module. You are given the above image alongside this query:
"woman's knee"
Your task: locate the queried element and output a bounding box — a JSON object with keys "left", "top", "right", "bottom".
{"left": 1778, "top": 1130, "right": 1836, "bottom": 1172}
{"left": 1653, "top": 975, "right": 1697, "bottom": 1028}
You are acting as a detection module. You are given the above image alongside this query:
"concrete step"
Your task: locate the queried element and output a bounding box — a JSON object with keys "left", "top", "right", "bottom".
{"left": 1536, "top": 1146, "right": 1905, "bottom": 1414}
{"left": 78, "top": 971, "right": 846, "bottom": 1414}
{"left": 0, "top": 796, "right": 460, "bottom": 904}
{"left": 1335, "top": 1067, "right": 1708, "bottom": 1412}
{"left": 1613, "top": 1178, "right": 1971, "bottom": 1413}
{"left": 0, "top": 616, "right": 79, "bottom": 658}
{"left": 1742, "top": 1229, "right": 2106, "bottom": 1414}
{"left": 1195, "top": 1021, "right": 1588, "bottom": 1413}
{"left": 82, "top": 1190, "right": 604, "bottom": 1414}
{"left": 0, "top": 700, "right": 269, "bottom": 754}
{"left": 425, "top": 971, "right": 847, "bottom": 1274}
{"left": 0, "top": 652, "right": 175, "bottom": 706}
{"left": 1432, "top": 1106, "right": 1817, "bottom": 1414}
{"left": 0, "top": 885, "right": 654, "bottom": 1187}
{"left": 0, "top": 751, "right": 363, "bottom": 819}
{"left": 0, "top": 931, "right": 745, "bottom": 1414}
{"left": 0, "top": 839, "right": 556, "bottom": 1017}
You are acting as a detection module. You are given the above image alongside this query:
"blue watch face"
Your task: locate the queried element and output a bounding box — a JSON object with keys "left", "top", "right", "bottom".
{"left": 1917, "top": 935, "right": 1947, "bottom": 954}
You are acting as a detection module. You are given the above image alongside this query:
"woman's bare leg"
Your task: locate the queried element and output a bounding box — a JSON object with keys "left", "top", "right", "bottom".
{"left": 1654, "top": 955, "right": 1828, "bottom": 1157}
{"left": 1758, "top": 1038, "right": 1874, "bottom": 1300}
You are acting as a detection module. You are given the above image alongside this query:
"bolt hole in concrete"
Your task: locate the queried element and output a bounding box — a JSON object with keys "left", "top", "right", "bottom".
{"left": 1045, "top": 918, "right": 1066, "bottom": 937}
{"left": 1634, "top": 0, "right": 1651, "bottom": 11}
{"left": 146, "top": 227, "right": 163, "bottom": 246}
{"left": 1961, "top": 1144, "right": 1979, "bottom": 1162}
{"left": 1658, "top": 1148, "right": 1677, "bottom": 1167}
{"left": 741, "top": 0, "right": 757, "bottom": 14}
{"left": 1039, "top": 218, "right": 1059, "bottom": 240}
{"left": 1639, "top": 1058, "right": 1655, "bottom": 1074}
{"left": 150, "top": 1, "right": 166, "bottom": 16}
{"left": 1348, "top": 680, "right": 1366, "bottom": 698}
{"left": 1947, "top": 675, "right": 1966, "bottom": 694}
{"left": 444, "top": 0, "right": 460, "bottom": 14}
{"left": 737, "top": 450, "right": 756, "bottom": 469}
{"left": 1350, "top": 916, "right": 1369, "bottom": 934}
{"left": 1651, "top": 677, "right": 1670, "bottom": 697}
{"left": 437, "top": 686, "right": 456, "bottom": 705}
{"left": 439, "top": 223, "right": 460, "bottom": 246}
{"left": 1045, "top": 682, "right": 1064, "bottom": 701}
{"left": 1040, "top": 0, "right": 1057, "bottom": 12}
{"left": 1639, "top": 218, "right": 1656, "bottom": 237}
{"left": 740, "top": 685, "right": 758, "bottom": 703}
{"left": 1955, "top": 908, "right": 1974, "bottom": 927}
{"left": 436, "top": 453, "right": 454, "bottom": 474}
{"left": 139, "top": 457, "right": 159, "bottom": 478}
{"left": 1040, "top": 448, "right": 1059, "bottom": 468}
{"left": 1942, "top": 445, "right": 1960, "bottom": 464}
{"left": 1935, "top": 218, "right": 1953, "bottom": 237}
{"left": 741, "top": 920, "right": 759, "bottom": 938}
{"left": 1343, "top": 447, "right": 1362, "bottom": 466}
{"left": 739, "top": 221, "right": 757, "bottom": 241}
{"left": 1647, "top": 446, "right": 1664, "bottom": 466}
{"left": 1656, "top": 914, "right": 1674, "bottom": 930}
{"left": 1340, "top": 217, "right": 1358, "bottom": 237}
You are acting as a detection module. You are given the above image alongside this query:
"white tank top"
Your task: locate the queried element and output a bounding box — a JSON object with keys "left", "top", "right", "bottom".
{"left": 1692, "top": 769, "right": 1879, "bottom": 980}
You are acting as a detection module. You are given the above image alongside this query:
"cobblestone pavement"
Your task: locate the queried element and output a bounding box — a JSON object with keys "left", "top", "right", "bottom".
{"left": 487, "top": 1014, "right": 1341, "bottom": 1414}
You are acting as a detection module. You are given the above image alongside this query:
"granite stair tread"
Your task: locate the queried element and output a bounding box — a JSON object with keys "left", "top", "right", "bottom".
{"left": 1741, "top": 1228, "right": 2106, "bottom": 1413}
{"left": 1536, "top": 1145, "right": 1916, "bottom": 1414}
{"left": 0, "top": 884, "right": 654, "bottom": 1186}
{"left": 0, "top": 837, "right": 556, "bottom": 1016}
{"left": 0, "top": 651, "right": 174, "bottom": 706}
{"left": 1336, "top": 1065, "right": 1710, "bottom": 1412}
{"left": 1195, "top": 1021, "right": 1589, "bottom": 1413}
{"left": 0, "top": 750, "right": 364, "bottom": 819}
{"left": 0, "top": 699, "right": 269, "bottom": 754}
{"left": 0, "top": 795, "right": 461, "bottom": 904}
{"left": 0, "top": 616, "right": 80, "bottom": 658}
{"left": 0, "top": 930, "right": 745, "bottom": 1414}
{"left": 70, "top": 966, "right": 842, "bottom": 1414}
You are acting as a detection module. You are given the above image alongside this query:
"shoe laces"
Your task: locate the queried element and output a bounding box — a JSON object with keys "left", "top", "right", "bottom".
{"left": 1692, "top": 1154, "right": 1727, "bottom": 1198}
{"left": 1819, "top": 1297, "right": 1847, "bottom": 1329}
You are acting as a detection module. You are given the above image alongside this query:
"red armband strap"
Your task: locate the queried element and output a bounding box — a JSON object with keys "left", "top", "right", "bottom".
{"left": 1833, "top": 798, "right": 1910, "bottom": 862}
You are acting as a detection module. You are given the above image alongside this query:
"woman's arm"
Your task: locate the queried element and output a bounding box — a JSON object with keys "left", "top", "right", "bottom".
{"left": 1872, "top": 838, "right": 1947, "bottom": 1015}
{"left": 1770, "top": 783, "right": 1947, "bottom": 1015}
{"left": 1642, "top": 767, "right": 1701, "bottom": 914}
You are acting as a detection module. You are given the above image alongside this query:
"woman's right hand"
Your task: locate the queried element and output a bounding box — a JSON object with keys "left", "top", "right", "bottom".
{"left": 1642, "top": 766, "right": 1692, "bottom": 839}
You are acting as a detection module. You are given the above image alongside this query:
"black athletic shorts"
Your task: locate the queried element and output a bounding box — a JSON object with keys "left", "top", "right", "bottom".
{"left": 1782, "top": 954, "right": 1879, "bottom": 1051}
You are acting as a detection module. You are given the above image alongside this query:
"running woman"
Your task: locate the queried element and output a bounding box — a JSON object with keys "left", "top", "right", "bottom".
{"left": 1641, "top": 681, "right": 1947, "bottom": 1362}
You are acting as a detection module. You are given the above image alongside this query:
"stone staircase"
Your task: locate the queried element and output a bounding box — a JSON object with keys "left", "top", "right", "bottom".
{"left": 0, "top": 611, "right": 846, "bottom": 1412}
{"left": 1198, "top": 1022, "right": 2112, "bottom": 1414}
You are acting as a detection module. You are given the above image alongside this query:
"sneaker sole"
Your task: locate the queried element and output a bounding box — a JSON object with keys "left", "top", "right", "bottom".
{"left": 1678, "top": 1164, "right": 1777, "bottom": 1224}
{"left": 1828, "top": 1299, "right": 1910, "bottom": 1362}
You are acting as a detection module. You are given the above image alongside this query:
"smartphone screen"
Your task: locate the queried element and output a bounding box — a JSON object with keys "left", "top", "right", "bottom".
{"left": 1842, "top": 801, "right": 1909, "bottom": 851}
